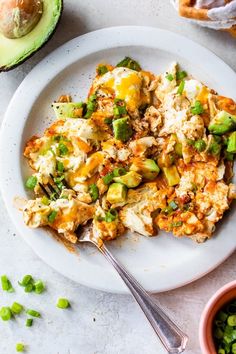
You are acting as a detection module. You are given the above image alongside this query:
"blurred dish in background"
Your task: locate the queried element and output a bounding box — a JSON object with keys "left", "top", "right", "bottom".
{"left": 171, "top": 0, "right": 236, "bottom": 36}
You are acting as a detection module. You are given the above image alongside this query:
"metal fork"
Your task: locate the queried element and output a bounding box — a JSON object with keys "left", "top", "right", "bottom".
{"left": 40, "top": 180, "right": 188, "bottom": 354}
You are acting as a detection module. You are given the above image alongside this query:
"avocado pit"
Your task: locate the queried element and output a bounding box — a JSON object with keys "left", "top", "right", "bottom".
{"left": 0, "top": 0, "right": 43, "bottom": 39}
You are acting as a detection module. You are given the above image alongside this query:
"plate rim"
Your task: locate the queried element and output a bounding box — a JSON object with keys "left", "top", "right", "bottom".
{"left": 0, "top": 25, "right": 236, "bottom": 294}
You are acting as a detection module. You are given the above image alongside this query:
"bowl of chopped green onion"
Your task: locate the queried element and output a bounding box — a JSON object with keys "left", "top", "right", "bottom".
{"left": 199, "top": 281, "right": 236, "bottom": 354}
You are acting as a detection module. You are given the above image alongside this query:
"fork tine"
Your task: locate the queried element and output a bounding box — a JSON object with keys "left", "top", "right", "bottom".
{"left": 49, "top": 174, "right": 61, "bottom": 197}
{"left": 39, "top": 182, "right": 51, "bottom": 199}
{"left": 47, "top": 182, "right": 60, "bottom": 199}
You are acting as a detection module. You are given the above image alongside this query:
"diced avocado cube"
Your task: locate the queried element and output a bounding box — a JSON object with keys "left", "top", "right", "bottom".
{"left": 175, "top": 142, "right": 183, "bottom": 157}
{"left": 113, "top": 171, "right": 142, "bottom": 188}
{"left": 112, "top": 117, "right": 133, "bottom": 142}
{"left": 208, "top": 111, "right": 236, "bottom": 135}
{"left": 207, "top": 135, "right": 222, "bottom": 156}
{"left": 227, "top": 131, "right": 236, "bottom": 153}
{"left": 163, "top": 165, "right": 180, "bottom": 186}
{"left": 130, "top": 158, "right": 160, "bottom": 180}
{"left": 52, "top": 102, "right": 84, "bottom": 119}
{"left": 107, "top": 183, "right": 127, "bottom": 204}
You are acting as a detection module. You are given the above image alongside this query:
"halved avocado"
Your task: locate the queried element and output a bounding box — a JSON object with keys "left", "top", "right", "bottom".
{"left": 0, "top": 0, "right": 63, "bottom": 72}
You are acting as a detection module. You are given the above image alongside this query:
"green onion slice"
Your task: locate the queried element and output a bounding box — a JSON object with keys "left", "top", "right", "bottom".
{"left": 34, "top": 280, "right": 45, "bottom": 294}
{"left": 176, "top": 70, "right": 187, "bottom": 80}
{"left": 97, "top": 65, "right": 108, "bottom": 75}
{"left": 177, "top": 80, "right": 185, "bottom": 95}
{"left": 191, "top": 100, "right": 204, "bottom": 115}
{"left": 25, "top": 176, "right": 37, "bottom": 190}
{"left": 16, "top": 343, "right": 25, "bottom": 352}
{"left": 11, "top": 302, "right": 23, "bottom": 315}
{"left": 48, "top": 210, "right": 58, "bottom": 224}
{"left": 1, "top": 275, "right": 14, "bottom": 292}
{"left": 105, "top": 209, "right": 118, "bottom": 222}
{"left": 0, "top": 306, "right": 12, "bottom": 321}
{"left": 102, "top": 172, "right": 114, "bottom": 185}
{"left": 57, "top": 298, "right": 70, "bottom": 309}
{"left": 88, "top": 184, "right": 99, "bottom": 202}
{"left": 26, "top": 309, "right": 41, "bottom": 318}
{"left": 18, "top": 275, "right": 33, "bottom": 287}
{"left": 166, "top": 73, "right": 174, "bottom": 81}
{"left": 26, "top": 318, "right": 33, "bottom": 327}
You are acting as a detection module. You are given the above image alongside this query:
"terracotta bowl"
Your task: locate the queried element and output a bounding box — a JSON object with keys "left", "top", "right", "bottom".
{"left": 199, "top": 280, "right": 236, "bottom": 354}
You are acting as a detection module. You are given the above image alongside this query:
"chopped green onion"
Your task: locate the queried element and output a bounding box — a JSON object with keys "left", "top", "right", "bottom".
{"left": 54, "top": 175, "right": 65, "bottom": 190}
{"left": 58, "top": 143, "right": 68, "bottom": 156}
{"left": 84, "top": 110, "right": 93, "bottom": 119}
{"left": 218, "top": 349, "right": 225, "bottom": 354}
{"left": 57, "top": 298, "right": 70, "bottom": 309}
{"left": 88, "top": 184, "right": 99, "bottom": 202}
{"left": 25, "top": 176, "right": 37, "bottom": 190}
{"left": 24, "top": 283, "right": 35, "bottom": 293}
{"left": 213, "top": 300, "right": 236, "bottom": 353}
{"left": 26, "top": 309, "right": 41, "bottom": 318}
{"left": 227, "top": 315, "right": 236, "bottom": 327}
{"left": 84, "top": 95, "right": 97, "bottom": 118}
{"left": 208, "top": 141, "right": 221, "bottom": 155}
{"left": 116, "top": 57, "right": 141, "bottom": 71}
{"left": 191, "top": 100, "right": 204, "bottom": 115}
{"left": 57, "top": 161, "right": 64, "bottom": 173}
{"left": 225, "top": 151, "right": 234, "bottom": 161}
{"left": 89, "top": 94, "right": 97, "bottom": 102}
{"left": 18, "top": 275, "right": 33, "bottom": 287}
{"left": 113, "top": 106, "right": 120, "bottom": 117}
{"left": 194, "top": 139, "right": 206, "bottom": 152}
{"left": 97, "top": 65, "right": 108, "bottom": 75}
{"left": 0, "top": 306, "right": 12, "bottom": 321}
{"left": 232, "top": 343, "right": 236, "bottom": 354}
{"left": 169, "top": 201, "right": 178, "bottom": 210}
{"left": 113, "top": 99, "right": 127, "bottom": 118}
{"left": 87, "top": 100, "right": 96, "bottom": 111}
{"left": 113, "top": 167, "right": 127, "bottom": 177}
{"left": 171, "top": 221, "right": 183, "bottom": 228}
{"left": 53, "top": 135, "right": 69, "bottom": 143}
{"left": 186, "top": 139, "right": 195, "bottom": 146}
{"left": 176, "top": 70, "right": 187, "bottom": 80}
{"left": 41, "top": 196, "right": 50, "bottom": 205}
{"left": 48, "top": 210, "right": 57, "bottom": 224}
{"left": 1, "top": 275, "right": 14, "bottom": 292}
{"left": 105, "top": 209, "right": 118, "bottom": 222}
{"left": 26, "top": 318, "right": 33, "bottom": 327}
{"left": 161, "top": 206, "right": 174, "bottom": 215}
{"left": 102, "top": 172, "right": 114, "bottom": 185}
{"left": 104, "top": 117, "right": 113, "bottom": 125}
{"left": 166, "top": 73, "right": 174, "bottom": 81}
{"left": 16, "top": 343, "right": 25, "bottom": 352}
{"left": 34, "top": 280, "right": 45, "bottom": 294}
{"left": 177, "top": 80, "right": 185, "bottom": 95}
{"left": 214, "top": 327, "right": 224, "bottom": 339}
{"left": 217, "top": 311, "right": 228, "bottom": 322}
{"left": 11, "top": 302, "right": 23, "bottom": 315}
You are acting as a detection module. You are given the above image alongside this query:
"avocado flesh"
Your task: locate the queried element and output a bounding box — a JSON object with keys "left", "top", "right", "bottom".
{"left": 0, "top": 0, "right": 62, "bottom": 71}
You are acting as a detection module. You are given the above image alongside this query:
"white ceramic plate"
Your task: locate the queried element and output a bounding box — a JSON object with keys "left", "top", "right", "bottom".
{"left": 0, "top": 26, "right": 236, "bottom": 294}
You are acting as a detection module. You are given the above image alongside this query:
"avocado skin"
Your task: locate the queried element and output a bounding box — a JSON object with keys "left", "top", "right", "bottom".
{"left": 0, "top": 0, "right": 63, "bottom": 72}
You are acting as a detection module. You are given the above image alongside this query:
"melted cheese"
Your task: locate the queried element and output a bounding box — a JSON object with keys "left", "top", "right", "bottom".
{"left": 94, "top": 67, "right": 142, "bottom": 111}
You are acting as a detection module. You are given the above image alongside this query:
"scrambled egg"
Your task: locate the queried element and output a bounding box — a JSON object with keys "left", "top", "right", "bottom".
{"left": 23, "top": 58, "right": 236, "bottom": 244}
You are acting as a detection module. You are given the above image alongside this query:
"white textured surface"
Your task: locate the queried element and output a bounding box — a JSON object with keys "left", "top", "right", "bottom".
{"left": 0, "top": 1, "right": 235, "bottom": 353}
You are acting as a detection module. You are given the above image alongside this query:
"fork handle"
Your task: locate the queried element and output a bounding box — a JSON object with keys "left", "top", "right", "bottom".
{"left": 99, "top": 244, "right": 188, "bottom": 354}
